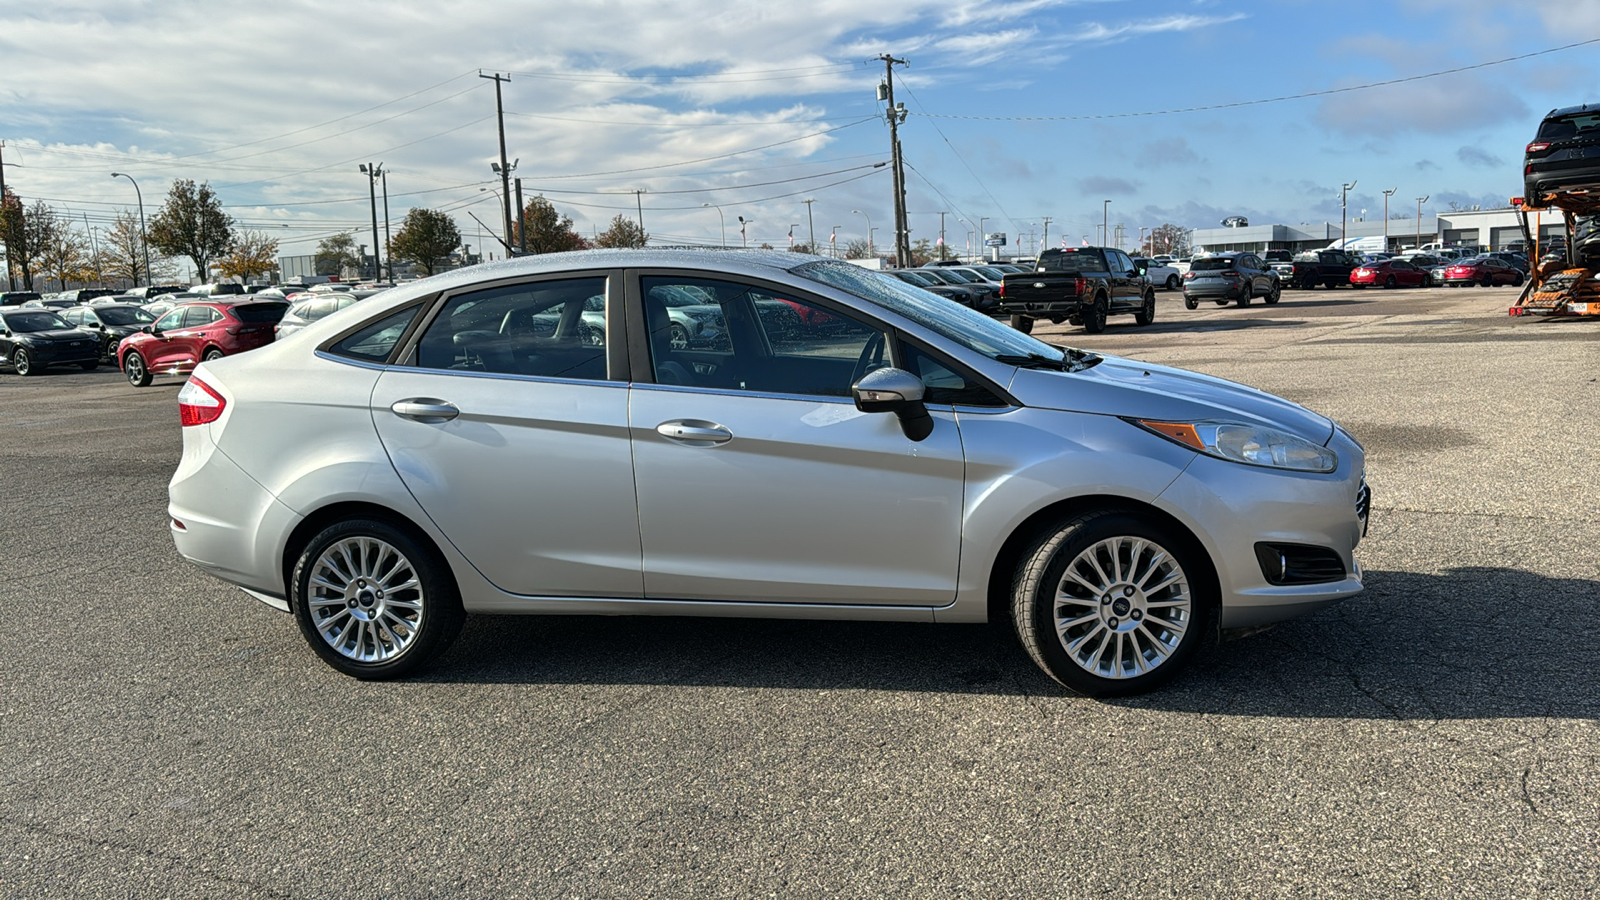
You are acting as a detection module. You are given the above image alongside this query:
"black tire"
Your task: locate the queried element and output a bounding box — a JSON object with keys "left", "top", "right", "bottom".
{"left": 291, "top": 518, "right": 465, "bottom": 680}
{"left": 1235, "top": 285, "right": 1251, "bottom": 307}
{"left": 203, "top": 348, "right": 224, "bottom": 363}
{"left": 1134, "top": 291, "right": 1156, "bottom": 326}
{"left": 1183, "top": 295, "right": 1198, "bottom": 310}
{"left": 13, "top": 347, "right": 37, "bottom": 376}
{"left": 1082, "top": 294, "right": 1108, "bottom": 333}
{"left": 80, "top": 360, "right": 99, "bottom": 371}
{"left": 1384, "top": 275, "right": 1397, "bottom": 289}
{"left": 1009, "top": 314, "right": 1034, "bottom": 334}
{"left": 667, "top": 323, "right": 689, "bottom": 350}
{"left": 1011, "top": 509, "right": 1216, "bottom": 697}
{"left": 1481, "top": 274, "right": 1493, "bottom": 288}
{"left": 1324, "top": 279, "right": 1339, "bottom": 289}
{"left": 1215, "top": 300, "right": 1228, "bottom": 307}
{"left": 1511, "top": 273, "right": 1524, "bottom": 287}
{"left": 123, "top": 351, "right": 152, "bottom": 387}
{"left": 1164, "top": 275, "right": 1180, "bottom": 291}
{"left": 1265, "top": 280, "right": 1281, "bottom": 304}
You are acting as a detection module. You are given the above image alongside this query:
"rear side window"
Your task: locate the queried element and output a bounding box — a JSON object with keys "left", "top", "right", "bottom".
{"left": 414, "top": 277, "right": 607, "bottom": 379}
{"left": 328, "top": 305, "right": 423, "bottom": 363}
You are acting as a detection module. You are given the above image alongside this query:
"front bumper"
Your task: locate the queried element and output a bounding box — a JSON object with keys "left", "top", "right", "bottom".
{"left": 22, "top": 339, "right": 100, "bottom": 364}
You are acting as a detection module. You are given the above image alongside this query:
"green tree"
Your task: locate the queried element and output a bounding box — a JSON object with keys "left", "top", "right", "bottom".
{"left": 0, "top": 188, "right": 24, "bottom": 288}
{"left": 594, "top": 215, "right": 648, "bottom": 249}
{"left": 217, "top": 229, "right": 280, "bottom": 282}
{"left": 388, "top": 208, "right": 461, "bottom": 276}
{"left": 315, "top": 232, "right": 361, "bottom": 276}
{"left": 518, "top": 196, "right": 588, "bottom": 254}
{"left": 148, "top": 179, "right": 233, "bottom": 281}
{"left": 909, "top": 237, "right": 939, "bottom": 266}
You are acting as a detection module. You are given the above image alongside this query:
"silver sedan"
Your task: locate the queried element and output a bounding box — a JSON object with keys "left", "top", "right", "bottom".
{"left": 168, "top": 249, "right": 1367, "bottom": 696}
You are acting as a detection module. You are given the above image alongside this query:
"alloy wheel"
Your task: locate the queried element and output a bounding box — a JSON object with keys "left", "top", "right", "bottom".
{"left": 1052, "top": 535, "right": 1192, "bottom": 680}
{"left": 305, "top": 536, "right": 426, "bottom": 664}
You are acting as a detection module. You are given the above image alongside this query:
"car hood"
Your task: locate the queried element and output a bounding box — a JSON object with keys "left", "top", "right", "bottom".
{"left": 15, "top": 327, "right": 91, "bottom": 343}
{"left": 1009, "top": 354, "right": 1335, "bottom": 445}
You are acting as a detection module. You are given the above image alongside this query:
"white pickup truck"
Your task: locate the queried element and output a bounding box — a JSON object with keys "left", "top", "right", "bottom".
{"left": 1134, "top": 256, "right": 1183, "bottom": 291}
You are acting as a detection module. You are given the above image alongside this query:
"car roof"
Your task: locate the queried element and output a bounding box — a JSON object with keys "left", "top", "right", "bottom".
{"left": 1545, "top": 103, "right": 1600, "bottom": 120}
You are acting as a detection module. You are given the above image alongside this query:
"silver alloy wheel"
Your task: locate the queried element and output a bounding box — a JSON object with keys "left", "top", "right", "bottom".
{"left": 1052, "top": 535, "right": 1192, "bottom": 679}
{"left": 125, "top": 353, "right": 144, "bottom": 382}
{"left": 305, "top": 536, "right": 425, "bottom": 663}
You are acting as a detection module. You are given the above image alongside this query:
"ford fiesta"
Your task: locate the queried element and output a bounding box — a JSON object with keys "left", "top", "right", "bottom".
{"left": 168, "top": 250, "right": 1368, "bottom": 696}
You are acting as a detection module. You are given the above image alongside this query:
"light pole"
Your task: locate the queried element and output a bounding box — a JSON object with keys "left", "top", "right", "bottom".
{"left": 738, "top": 215, "right": 753, "bottom": 249}
{"left": 701, "top": 202, "right": 726, "bottom": 248}
{"left": 1416, "top": 195, "right": 1429, "bottom": 251}
{"left": 830, "top": 225, "right": 840, "bottom": 258}
{"left": 1102, "top": 201, "right": 1110, "bottom": 249}
{"left": 803, "top": 198, "right": 816, "bottom": 251}
{"left": 979, "top": 216, "right": 988, "bottom": 260}
{"left": 1381, "top": 188, "right": 1396, "bottom": 251}
{"left": 479, "top": 186, "right": 507, "bottom": 254}
{"left": 1340, "top": 180, "right": 1357, "bottom": 251}
{"left": 381, "top": 169, "right": 392, "bottom": 280}
{"left": 957, "top": 217, "right": 974, "bottom": 260}
{"left": 852, "top": 209, "right": 872, "bottom": 257}
{"left": 109, "top": 172, "right": 151, "bottom": 287}
{"left": 359, "top": 163, "right": 384, "bottom": 280}
{"left": 788, "top": 223, "right": 800, "bottom": 248}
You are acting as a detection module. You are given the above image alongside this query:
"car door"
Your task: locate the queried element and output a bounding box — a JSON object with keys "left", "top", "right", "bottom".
{"left": 369, "top": 272, "right": 645, "bottom": 598}
{"left": 145, "top": 308, "right": 193, "bottom": 370}
{"left": 628, "top": 271, "right": 966, "bottom": 606}
{"left": 1108, "top": 250, "right": 1138, "bottom": 308}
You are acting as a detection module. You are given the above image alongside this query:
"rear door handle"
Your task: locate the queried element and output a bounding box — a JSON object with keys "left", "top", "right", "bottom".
{"left": 656, "top": 420, "right": 732, "bottom": 445}
{"left": 391, "top": 399, "right": 459, "bottom": 422}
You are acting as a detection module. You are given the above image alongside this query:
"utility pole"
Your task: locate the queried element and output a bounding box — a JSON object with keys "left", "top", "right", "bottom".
{"left": 878, "top": 54, "right": 911, "bottom": 267}
{"left": 359, "top": 163, "right": 383, "bottom": 280}
{"left": 481, "top": 71, "right": 514, "bottom": 253}
{"left": 1341, "top": 180, "right": 1357, "bottom": 250}
{"left": 1416, "top": 195, "right": 1429, "bottom": 250}
{"left": 2, "top": 141, "right": 15, "bottom": 290}
{"left": 634, "top": 189, "right": 646, "bottom": 233}
{"left": 1041, "top": 216, "right": 1051, "bottom": 255}
{"left": 1103, "top": 200, "right": 1110, "bottom": 249}
{"left": 514, "top": 177, "right": 526, "bottom": 256}
{"left": 803, "top": 198, "right": 816, "bottom": 252}
{"left": 1382, "top": 188, "right": 1396, "bottom": 251}
{"left": 938, "top": 212, "right": 947, "bottom": 255}
{"left": 381, "top": 169, "right": 392, "bottom": 280}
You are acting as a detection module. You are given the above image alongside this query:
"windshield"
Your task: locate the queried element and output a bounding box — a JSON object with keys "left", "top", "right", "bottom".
{"left": 3, "top": 311, "right": 71, "bottom": 332}
{"left": 1190, "top": 257, "right": 1236, "bottom": 271}
{"left": 895, "top": 271, "right": 936, "bottom": 286}
{"left": 940, "top": 269, "right": 983, "bottom": 284}
{"left": 97, "top": 307, "right": 155, "bottom": 326}
{"left": 795, "top": 260, "right": 1073, "bottom": 362}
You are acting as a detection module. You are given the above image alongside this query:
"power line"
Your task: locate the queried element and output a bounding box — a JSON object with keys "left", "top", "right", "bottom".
{"left": 521, "top": 162, "right": 885, "bottom": 196}
{"left": 897, "top": 83, "right": 1021, "bottom": 239}
{"left": 916, "top": 36, "right": 1600, "bottom": 121}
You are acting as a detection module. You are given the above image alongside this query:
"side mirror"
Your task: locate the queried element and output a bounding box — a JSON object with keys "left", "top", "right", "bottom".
{"left": 141, "top": 325, "right": 157, "bottom": 335}
{"left": 852, "top": 367, "right": 934, "bottom": 442}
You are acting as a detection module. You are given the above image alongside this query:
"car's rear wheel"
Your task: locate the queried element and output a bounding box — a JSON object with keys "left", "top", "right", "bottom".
{"left": 1481, "top": 274, "right": 1493, "bottom": 287}
{"left": 80, "top": 360, "right": 98, "bottom": 371}
{"left": 1384, "top": 275, "right": 1397, "bottom": 289}
{"left": 1082, "top": 294, "right": 1108, "bottom": 333}
{"left": 1134, "top": 291, "right": 1156, "bottom": 326}
{"left": 1165, "top": 275, "right": 1180, "bottom": 291}
{"left": 1183, "top": 295, "right": 1198, "bottom": 310}
{"left": 1011, "top": 509, "right": 1215, "bottom": 696}
{"left": 291, "top": 518, "right": 465, "bottom": 680}
{"left": 13, "top": 347, "right": 36, "bottom": 376}
{"left": 123, "top": 351, "right": 152, "bottom": 387}
{"left": 1236, "top": 285, "right": 1251, "bottom": 307}
{"left": 1010, "top": 314, "right": 1034, "bottom": 333}
{"left": 203, "top": 348, "right": 224, "bottom": 363}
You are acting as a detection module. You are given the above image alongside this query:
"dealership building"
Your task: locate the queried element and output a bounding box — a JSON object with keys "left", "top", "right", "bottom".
{"left": 1188, "top": 207, "right": 1563, "bottom": 255}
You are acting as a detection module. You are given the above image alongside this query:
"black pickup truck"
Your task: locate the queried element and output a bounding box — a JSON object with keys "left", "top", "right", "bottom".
{"left": 997, "top": 246, "right": 1156, "bottom": 333}
{"left": 1283, "top": 250, "right": 1363, "bottom": 289}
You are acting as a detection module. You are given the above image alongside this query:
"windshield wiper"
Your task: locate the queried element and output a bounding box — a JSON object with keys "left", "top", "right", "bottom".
{"left": 995, "top": 347, "right": 1102, "bottom": 373}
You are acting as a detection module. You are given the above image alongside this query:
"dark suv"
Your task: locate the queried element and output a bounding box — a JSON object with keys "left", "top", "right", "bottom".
{"left": 1524, "top": 104, "right": 1600, "bottom": 207}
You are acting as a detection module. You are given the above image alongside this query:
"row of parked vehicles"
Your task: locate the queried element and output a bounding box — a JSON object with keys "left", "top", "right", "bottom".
{"left": 0, "top": 281, "right": 392, "bottom": 382}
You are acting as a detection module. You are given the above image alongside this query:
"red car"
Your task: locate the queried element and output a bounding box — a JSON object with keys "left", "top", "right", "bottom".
{"left": 1349, "top": 258, "right": 1428, "bottom": 289}
{"left": 118, "top": 300, "right": 286, "bottom": 387}
{"left": 1443, "top": 256, "right": 1524, "bottom": 288}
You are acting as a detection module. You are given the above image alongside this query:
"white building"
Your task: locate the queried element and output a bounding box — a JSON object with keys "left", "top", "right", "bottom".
{"left": 1188, "top": 207, "right": 1556, "bottom": 255}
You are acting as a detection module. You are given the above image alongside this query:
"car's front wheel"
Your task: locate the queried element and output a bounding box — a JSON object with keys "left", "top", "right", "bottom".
{"left": 123, "top": 351, "right": 152, "bottom": 387}
{"left": 291, "top": 518, "right": 465, "bottom": 679}
{"left": 1265, "top": 280, "right": 1281, "bottom": 304}
{"left": 13, "top": 347, "right": 37, "bottom": 376}
{"left": 1012, "top": 509, "right": 1215, "bottom": 696}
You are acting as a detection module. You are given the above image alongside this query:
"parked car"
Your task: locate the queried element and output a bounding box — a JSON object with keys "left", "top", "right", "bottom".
{"left": 920, "top": 267, "right": 1000, "bottom": 313}
{"left": 123, "top": 285, "right": 190, "bottom": 301}
{"left": 998, "top": 246, "right": 1156, "bottom": 333}
{"left": 192, "top": 283, "right": 246, "bottom": 298}
{"left": 1443, "top": 257, "right": 1524, "bottom": 287}
{"left": 165, "top": 249, "right": 1368, "bottom": 696}
{"left": 0, "top": 308, "right": 101, "bottom": 375}
{"left": 1349, "top": 258, "right": 1429, "bottom": 289}
{"left": 275, "top": 294, "right": 368, "bottom": 340}
{"left": 1182, "top": 252, "right": 1281, "bottom": 308}
{"left": 60, "top": 303, "right": 158, "bottom": 361}
{"left": 20, "top": 298, "right": 80, "bottom": 309}
{"left": 1281, "top": 250, "right": 1362, "bottom": 289}
{"left": 118, "top": 300, "right": 287, "bottom": 387}
{"left": 1132, "top": 256, "right": 1182, "bottom": 291}
{"left": 142, "top": 293, "right": 204, "bottom": 319}
{"left": 0, "top": 291, "right": 43, "bottom": 307}
{"left": 1486, "top": 251, "right": 1530, "bottom": 273}
{"left": 891, "top": 269, "right": 984, "bottom": 308}
{"left": 1524, "top": 104, "right": 1600, "bottom": 206}
{"left": 50, "top": 288, "right": 122, "bottom": 304}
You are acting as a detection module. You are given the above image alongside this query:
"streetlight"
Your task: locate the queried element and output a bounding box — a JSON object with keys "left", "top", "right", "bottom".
{"left": 701, "top": 202, "right": 726, "bottom": 248}
{"left": 359, "top": 163, "right": 384, "bottom": 280}
{"left": 1416, "top": 195, "right": 1429, "bottom": 251}
{"left": 109, "top": 172, "right": 151, "bottom": 287}
{"left": 788, "top": 223, "right": 800, "bottom": 248}
{"left": 803, "top": 198, "right": 817, "bottom": 251}
{"left": 830, "top": 225, "right": 840, "bottom": 258}
{"left": 979, "top": 216, "right": 988, "bottom": 260}
{"left": 1102, "top": 201, "right": 1110, "bottom": 249}
{"left": 1340, "top": 180, "right": 1357, "bottom": 251}
{"left": 738, "top": 215, "right": 754, "bottom": 249}
{"left": 381, "top": 169, "right": 392, "bottom": 280}
{"left": 852, "top": 209, "right": 872, "bottom": 257}
{"left": 1382, "top": 188, "right": 1397, "bottom": 251}
{"left": 479, "top": 186, "right": 508, "bottom": 254}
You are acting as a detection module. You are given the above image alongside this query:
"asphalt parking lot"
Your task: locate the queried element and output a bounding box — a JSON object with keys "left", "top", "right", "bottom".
{"left": 2, "top": 283, "right": 1596, "bottom": 898}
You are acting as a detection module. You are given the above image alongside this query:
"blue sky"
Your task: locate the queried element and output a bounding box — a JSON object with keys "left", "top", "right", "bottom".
{"left": 3, "top": 0, "right": 1598, "bottom": 259}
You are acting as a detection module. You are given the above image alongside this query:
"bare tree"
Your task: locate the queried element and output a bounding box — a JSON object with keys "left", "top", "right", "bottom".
{"left": 34, "top": 207, "right": 89, "bottom": 288}
{"left": 843, "top": 238, "right": 873, "bottom": 260}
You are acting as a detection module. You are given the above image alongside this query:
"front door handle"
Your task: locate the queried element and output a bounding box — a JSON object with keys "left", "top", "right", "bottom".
{"left": 656, "top": 419, "right": 732, "bottom": 445}
{"left": 391, "top": 399, "right": 460, "bottom": 422}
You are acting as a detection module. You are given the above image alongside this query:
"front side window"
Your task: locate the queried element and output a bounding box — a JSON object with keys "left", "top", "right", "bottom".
{"left": 154, "top": 309, "right": 186, "bottom": 331}
{"left": 642, "top": 275, "right": 884, "bottom": 398}
{"left": 415, "top": 277, "right": 607, "bottom": 380}
{"left": 898, "top": 342, "right": 1005, "bottom": 407}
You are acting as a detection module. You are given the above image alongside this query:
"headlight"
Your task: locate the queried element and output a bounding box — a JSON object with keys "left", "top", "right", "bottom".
{"left": 1131, "top": 420, "right": 1338, "bottom": 473}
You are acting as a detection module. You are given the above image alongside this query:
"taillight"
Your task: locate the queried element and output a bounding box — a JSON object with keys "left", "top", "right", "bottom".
{"left": 1071, "top": 276, "right": 1087, "bottom": 296}
{"left": 1222, "top": 270, "right": 1241, "bottom": 280}
{"left": 178, "top": 377, "right": 226, "bottom": 427}
{"left": 998, "top": 282, "right": 1005, "bottom": 298}
{"left": 1526, "top": 142, "right": 1551, "bottom": 153}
